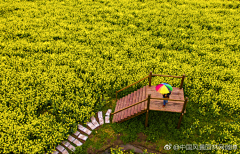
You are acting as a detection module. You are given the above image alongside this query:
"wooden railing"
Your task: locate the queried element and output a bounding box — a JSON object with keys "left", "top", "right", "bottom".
{"left": 150, "top": 97, "right": 185, "bottom": 102}
{"left": 115, "top": 75, "right": 150, "bottom": 102}
{"left": 116, "top": 71, "right": 186, "bottom": 102}
{"left": 110, "top": 98, "right": 148, "bottom": 116}
{"left": 150, "top": 72, "right": 186, "bottom": 89}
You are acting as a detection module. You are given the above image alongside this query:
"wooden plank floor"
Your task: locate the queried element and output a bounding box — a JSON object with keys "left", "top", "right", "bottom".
{"left": 146, "top": 85, "right": 186, "bottom": 113}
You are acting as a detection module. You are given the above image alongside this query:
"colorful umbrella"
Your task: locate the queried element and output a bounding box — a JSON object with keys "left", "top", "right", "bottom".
{"left": 155, "top": 83, "right": 173, "bottom": 94}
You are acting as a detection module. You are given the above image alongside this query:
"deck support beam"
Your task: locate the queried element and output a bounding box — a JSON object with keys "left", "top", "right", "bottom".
{"left": 145, "top": 94, "right": 151, "bottom": 127}
{"left": 177, "top": 97, "right": 188, "bottom": 129}
{"left": 177, "top": 113, "right": 184, "bottom": 129}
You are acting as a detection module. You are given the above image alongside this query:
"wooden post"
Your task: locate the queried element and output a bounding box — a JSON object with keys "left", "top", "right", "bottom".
{"left": 181, "top": 97, "right": 188, "bottom": 113}
{"left": 177, "top": 113, "right": 184, "bottom": 129}
{"left": 149, "top": 71, "right": 152, "bottom": 87}
{"left": 180, "top": 74, "right": 185, "bottom": 89}
{"left": 177, "top": 97, "right": 188, "bottom": 129}
{"left": 145, "top": 94, "right": 151, "bottom": 127}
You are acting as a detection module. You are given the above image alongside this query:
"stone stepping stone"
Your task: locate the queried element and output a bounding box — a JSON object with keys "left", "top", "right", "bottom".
{"left": 56, "top": 145, "right": 65, "bottom": 152}
{"left": 91, "top": 116, "right": 100, "bottom": 127}
{"left": 62, "top": 149, "right": 69, "bottom": 154}
{"left": 73, "top": 139, "right": 83, "bottom": 146}
{"left": 74, "top": 131, "right": 80, "bottom": 136}
{"left": 70, "top": 132, "right": 83, "bottom": 146}
{"left": 67, "top": 144, "right": 75, "bottom": 152}
{"left": 105, "top": 109, "right": 112, "bottom": 116}
{"left": 73, "top": 130, "right": 88, "bottom": 141}
{"left": 98, "top": 117, "right": 104, "bottom": 125}
{"left": 65, "top": 136, "right": 76, "bottom": 152}
{"left": 105, "top": 116, "right": 110, "bottom": 123}
{"left": 61, "top": 141, "right": 75, "bottom": 152}
{"left": 105, "top": 109, "right": 112, "bottom": 123}
{"left": 98, "top": 111, "right": 103, "bottom": 118}
{"left": 54, "top": 110, "right": 115, "bottom": 154}
{"left": 78, "top": 133, "right": 88, "bottom": 141}
{"left": 98, "top": 111, "right": 104, "bottom": 125}
{"left": 62, "top": 141, "right": 70, "bottom": 148}
{"left": 87, "top": 121, "right": 96, "bottom": 130}
{"left": 67, "top": 135, "right": 76, "bottom": 143}
{"left": 78, "top": 124, "right": 92, "bottom": 135}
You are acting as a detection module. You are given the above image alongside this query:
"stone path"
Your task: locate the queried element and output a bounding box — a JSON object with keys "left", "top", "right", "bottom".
{"left": 50, "top": 109, "right": 112, "bottom": 154}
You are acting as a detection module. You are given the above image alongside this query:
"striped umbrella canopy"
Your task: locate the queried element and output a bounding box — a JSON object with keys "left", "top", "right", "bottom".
{"left": 155, "top": 83, "right": 173, "bottom": 94}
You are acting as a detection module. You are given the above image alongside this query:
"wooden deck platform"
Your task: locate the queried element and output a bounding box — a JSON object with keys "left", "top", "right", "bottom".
{"left": 146, "top": 85, "right": 186, "bottom": 113}
{"left": 112, "top": 85, "right": 186, "bottom": 123}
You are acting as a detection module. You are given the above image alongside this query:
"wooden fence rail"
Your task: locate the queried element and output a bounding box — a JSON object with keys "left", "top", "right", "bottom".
{"left": 111, "top": 98, "right": 148, "bottom": 115}
{"left": 116, "top": 75, "right": 150, "bottom": 102}
{"left": 150, "top": 97, "right": 185, "bottom": 102}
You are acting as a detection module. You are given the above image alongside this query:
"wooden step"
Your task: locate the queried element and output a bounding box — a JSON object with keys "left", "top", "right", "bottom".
{"left": 132, "top": 90, "right": 136, "bottom": 115}
{"left": 131, "top": 90, "right": 138, "bottom": 116}
{"left": 139, "top": 87, "right": 144, "bottom": 111}
{"left": 115, "top": 97, "right": 123, "bottom": 123}
{"left": 128, "top": 92, "right": 134, "bottom": 117}
{"left": 117, "top": 95, "right": 124, "bottom": 122}
{"left": 143, "top": 86, "right": 147, "bottom": 110}
{"left": 117, "top": 93, "right": 129, "bottom": 122}
{"left": 126, "top": 90, "right": 141, "bottom": 120}
{"left": 119, "top": 94, "right": 127, "bottom": 121}
{"left": 118, "top": 93, "right": 125, "bottom": 122}
{"left": 113, "top": 97, "right": 120, "bottom": 123}
{"left": 127, "top": 92, "right": 134, "bottom": 118}
{"left": 113, "top": 87, "right": 148, "bottom": 123}
{"left": 120, "top": 94, "right": 129, "bottom": 122}
{"left": 125, "top": 93, "right": 133, "bottom": 120}
{"left": 136, "top": 87, "right": 141, "bottom": 114}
